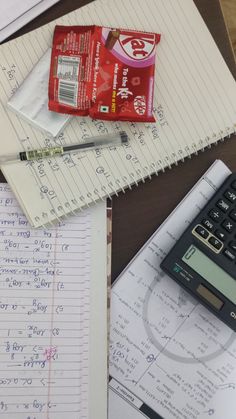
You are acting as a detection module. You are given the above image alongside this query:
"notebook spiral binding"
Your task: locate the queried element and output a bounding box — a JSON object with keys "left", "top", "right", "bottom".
{"left": 38, "top": 124, "right": 236, "bottom": 228}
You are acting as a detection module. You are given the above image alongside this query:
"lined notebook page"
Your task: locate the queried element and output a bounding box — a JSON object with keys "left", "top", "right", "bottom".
{"left": 0, "top": 183, "right": 107, "bottom": 419}
{"left": 0, "top": 0, "right": 236, "bottom": 226}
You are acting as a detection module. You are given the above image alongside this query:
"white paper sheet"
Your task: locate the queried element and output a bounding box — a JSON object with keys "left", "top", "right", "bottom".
{"left": 0, "top": 183, "right": 107, "bottom": 419}
{"left": 109, "top": 160, "right": 235, "bottom": 419}
{"left": 0, "top": 0, "right": 60, "bottom": 43}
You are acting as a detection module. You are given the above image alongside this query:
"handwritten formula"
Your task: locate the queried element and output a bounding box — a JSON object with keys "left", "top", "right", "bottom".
{"left": 0, "top": 184, "right": 91, "bottom": 418}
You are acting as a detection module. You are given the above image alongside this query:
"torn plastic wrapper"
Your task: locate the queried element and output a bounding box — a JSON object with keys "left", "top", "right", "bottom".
{"left": 8, "top": 49, "right": 71, "bottom": 138}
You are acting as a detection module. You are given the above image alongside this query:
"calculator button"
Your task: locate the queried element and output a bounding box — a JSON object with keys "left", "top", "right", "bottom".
{"left": 223, "top": 249, "right": 236, "bottom": 261}
{"left": 202, "top": 219, "right": 214, "bottom": 231}
{"left": 209, "top": 209, "right": 224, "bottom": 223}
{"left": 216, "top": 199, "right": 230, "bottom": 213}
{"left": 215, "top": 229, "right": 226, "bottom": 241}
{"left": 231, "top": 180, "right": 236, "bottom": 190}
{"left": 224, "top": 190, "right": 236, "bottom": 203}
{"left": 194, "top": 225, "right": 209, "bottom": 239}
{"left": 208, "top": 236, "right": 223, "bottom": 250}
{"left": 222, "top": 219, "right": 235, "bottom": 233}
{"left": 229, "top": 241, "right": 236, "bottom": 252}
{"left": 229, "top": 209, "right": 236, "bottom": 222}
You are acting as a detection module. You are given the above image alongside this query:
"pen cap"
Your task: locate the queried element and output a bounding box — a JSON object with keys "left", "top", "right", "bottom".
{"left": 0, "top": 153, "right": 19, "bottom": 164}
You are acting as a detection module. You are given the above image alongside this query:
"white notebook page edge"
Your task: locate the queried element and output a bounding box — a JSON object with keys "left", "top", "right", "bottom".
{"left": 89, "top": 201, "right": 108, "bottom": 419}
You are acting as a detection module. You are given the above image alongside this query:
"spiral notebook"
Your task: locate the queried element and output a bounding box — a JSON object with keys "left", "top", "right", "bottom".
{"left": 0, "top": 0, "right": 236, "bottom": 227}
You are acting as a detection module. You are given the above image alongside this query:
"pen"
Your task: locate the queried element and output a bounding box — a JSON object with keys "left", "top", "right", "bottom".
{"left": 0, "top": 131, "right": 128, "bottom": 163}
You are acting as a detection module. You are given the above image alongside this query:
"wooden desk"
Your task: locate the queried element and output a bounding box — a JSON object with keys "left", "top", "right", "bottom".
{"left": 6, "top": 0, "right": 236, "bottom": 282}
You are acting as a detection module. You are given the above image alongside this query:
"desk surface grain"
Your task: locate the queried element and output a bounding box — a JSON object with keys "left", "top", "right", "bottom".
{"left": 4, "top": 0, "right": 236, "bottom": 282}
{"left": 220, "top": 0, "right": 236, "bottom": 56}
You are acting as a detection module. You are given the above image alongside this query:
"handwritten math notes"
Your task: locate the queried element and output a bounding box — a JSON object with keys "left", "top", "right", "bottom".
{"left": 0, "top": 183, "right": 91, "bottom": 418}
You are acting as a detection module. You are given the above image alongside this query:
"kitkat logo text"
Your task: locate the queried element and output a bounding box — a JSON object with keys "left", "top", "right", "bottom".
{"left": 102, "top": 28, "right": 159, "bottom": 68}
{"left": 119, "top": 31, "right": 156, "bottom": 60}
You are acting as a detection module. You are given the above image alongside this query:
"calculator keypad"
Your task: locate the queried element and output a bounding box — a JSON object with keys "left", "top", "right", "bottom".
{"left": 229, "top": 209, "right": 236, "bottom": 221}
{"left": 192, "top": 224, "right": 223, "bottom": 253}
{"left": 223, "top": 249, "right": 236, "bottom": 261}
{"left": 192, "top": 183, "right": 236, "bottom": 264}
{"left": 215, "top": 229, "right": 226, "bottom": 241}
{"left": 202, "top": 219, "right": 214, "bottom": 231}
{"left": 229, "top": 241, "right": 236, "bottom": 251}
{"left": 216, "top": 199, "right": 230, "bottom": 212}
{"left": 208, "top": 236, "right": 222, "bottom": 250}
{"left": 194, "top": 225, "right": 209, "bottom": 239}
{"left": 224, "top": 190, "right": 236, "bottom": 203}
{"left": 222, "top": 219, "right": 235, "bottom": 233}
{"left": 209, "top": 209, "right": 224, "bottom": 222}
{"left": 231, "top": 180, "right": 236, "bottom": 190}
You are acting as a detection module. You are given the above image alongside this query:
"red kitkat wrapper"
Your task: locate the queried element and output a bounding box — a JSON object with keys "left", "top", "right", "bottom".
{"left": 48, "top": 25, "right": 160, "bottom": 122}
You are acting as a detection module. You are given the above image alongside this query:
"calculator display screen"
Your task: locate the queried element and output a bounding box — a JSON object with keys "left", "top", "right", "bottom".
{"left": 182, "top": 245, "right": 236, "bottom": 305}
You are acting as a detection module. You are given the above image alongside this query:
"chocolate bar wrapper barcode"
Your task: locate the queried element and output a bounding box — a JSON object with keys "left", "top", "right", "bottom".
{"left": 58, "top": 80, "right": 78, "bottom": 107}
{"left": 57, "top": 55, "right": 80, "bottom": 107}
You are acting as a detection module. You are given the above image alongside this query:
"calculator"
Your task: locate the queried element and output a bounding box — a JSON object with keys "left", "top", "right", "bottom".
{"left": 161, "top": 173, "right": 236, "bottom": 331}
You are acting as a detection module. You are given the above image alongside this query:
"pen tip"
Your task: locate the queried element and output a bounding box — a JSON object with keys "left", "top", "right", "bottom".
{"left": 120, "top": 131, "right": 129, "bottom": 143}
